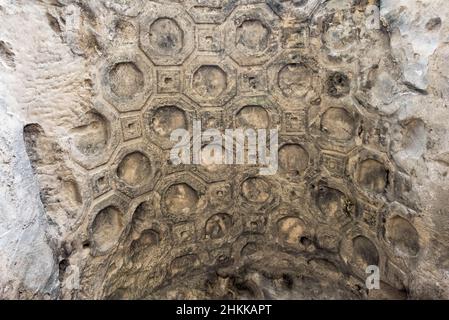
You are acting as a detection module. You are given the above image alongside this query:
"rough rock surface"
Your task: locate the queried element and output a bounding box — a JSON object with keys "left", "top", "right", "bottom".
{"left": 0, "top": 0, "right": 448, "bottom": 299}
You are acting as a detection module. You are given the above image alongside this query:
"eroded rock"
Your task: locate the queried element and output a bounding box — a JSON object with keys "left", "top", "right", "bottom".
{"left": 0, "top": 0, "right": 449, "bottom": 300}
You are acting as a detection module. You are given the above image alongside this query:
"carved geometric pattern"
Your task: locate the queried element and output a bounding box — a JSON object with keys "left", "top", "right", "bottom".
{"left": 56, "top": 0, "right": 421, "bottom": 300}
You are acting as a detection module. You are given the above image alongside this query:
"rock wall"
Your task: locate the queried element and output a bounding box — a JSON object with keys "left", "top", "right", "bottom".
{"left": 0, "top": 0, "right": 448, "bottom": 299}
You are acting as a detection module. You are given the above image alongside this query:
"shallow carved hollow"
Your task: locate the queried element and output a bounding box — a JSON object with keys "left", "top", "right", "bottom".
{"left": 235, "top": 105, "right": 270, "bottom": 129}
{"left": 386, "top": 216, "right": 420, "bottom": 256}
{"left": 192, "top": 65, "right": 227, "bottom": 98}
{"left": 356, "top": 159, "right": 388, "bottom": 194}
{"left": 117, "top": 152, "right": 152, "bottom": 186}
{"left": 91, "top": 206, "right": 125, "bottom": 253}
{"left": 278, "top": 63, "right": 313, "bottom": 97}
{"left": 351, "top": 236, "right": 379, "bottom": 271}
{"left": 326, "top": 72, "right": 350, "bottom": 97}
{"left": 72, "top": 112, "right": 109, "bottom": 156}
{"left": 316, "top": 185, "right": 352, "bottom": 220}
{"left": 109, "top": 62, "right": 144, "bottom": 98}
{"left": 151, "top": 106, "right": 188, "bottom": 138}
{"left": 241, "top": 177, "right": 271, "bottom": 204}
{"left": 320, "top": 107, "right": 355, "bottom": 140}
{"left": 164, "top": 183, "right": 199, "bottom": 216}
{"left": 278, "top": 144, "right": 309, "bottom": 176}
{"left": 149, "top": 18, "right": 184, "bottom": 55}
{"left": 236, "top": 19, "right": 270, "bottom": 53}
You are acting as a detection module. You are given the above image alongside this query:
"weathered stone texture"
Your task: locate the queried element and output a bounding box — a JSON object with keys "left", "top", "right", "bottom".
{"left": 1, "top": 0, "right": 449, "bottom": 299}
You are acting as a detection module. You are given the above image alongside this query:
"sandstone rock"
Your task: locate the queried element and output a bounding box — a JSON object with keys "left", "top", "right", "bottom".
{"left": 0, "top": 0, "right": 448, "bottom": 300}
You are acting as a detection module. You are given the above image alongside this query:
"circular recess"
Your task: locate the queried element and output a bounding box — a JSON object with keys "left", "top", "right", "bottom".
{"left": 320, "top": 107, "right": 355, "bottom": 140}
{"left": 109, "top": 62, "right": 144, "bottom": 98}
{"left": 73, "top": 112, "right": 109, "bottom": 157}
{"left": 235, "top": 105, "right": 270, "bottom": 129}
{"left": 278, "top": 63, "right": 313, "bottom": 97}
{"left": 352, "top": 236, "right": 379, "bottom": 270}
{"left": 356, "top": 159, "right": 388, "bottom": 194}
{"left": 316, "top": 185, "right": 350, "bottom": 219}
{"left": 164, "top": 183, "right": 199, "bottom": 216}
{"left": 386, "top": 216, "right": 420, "bottom": 256}
{"left": 193, "top": 65, "right": 227, "bottom": 98}
{"left": 241, "top": 177, "right": 271, "bottom": 204}
{"left": 91, "top": 206, "right": 125, "bottom": 253}
{"left": 117, "top": 152, "right": 152, "bottom": 186}
{"left": 151, "top": 106, "right": 188, "bottom": 138}
{"left": 278, "top": 144, "right": 309, "bottom": 176}
{"left": 149, "top": 18, "right": 184, "bottom": 55}
{"left": 236, "top": 19, "right": 270, "bottom": 53}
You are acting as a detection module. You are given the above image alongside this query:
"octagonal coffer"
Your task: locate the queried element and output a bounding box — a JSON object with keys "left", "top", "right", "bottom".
{"left": 99, "top": 49, "right": 154, "bottom": 112}
{"left": 184, "top": 55, "right": 237, "bottom": 107}
{"left": 88, "top": 193, "right": 130, "bottom": 256}
{"left": 69, "top": 102, "right": 121, "bottom": 170}
{"left": 157, "top": 172, "right": 207, "bottom": 223}
{"left": 139, "top": 3, "right": 195, "bottom": 65}
{"left": 223, "top": 3, "right": 281, "bottom": 66}
{"left": 143, "top": 95, "right": 198, "bottom": 150}
{"left": 111, "top": 143, "right": 163, "bottom": 198}
{"left": 268, "top": 50, "right": 321, "bottom": 107}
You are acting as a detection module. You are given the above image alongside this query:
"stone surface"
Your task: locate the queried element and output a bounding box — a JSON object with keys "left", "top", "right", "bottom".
{"left": 0, "top": 0, "right": 449, "bottom": 300}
